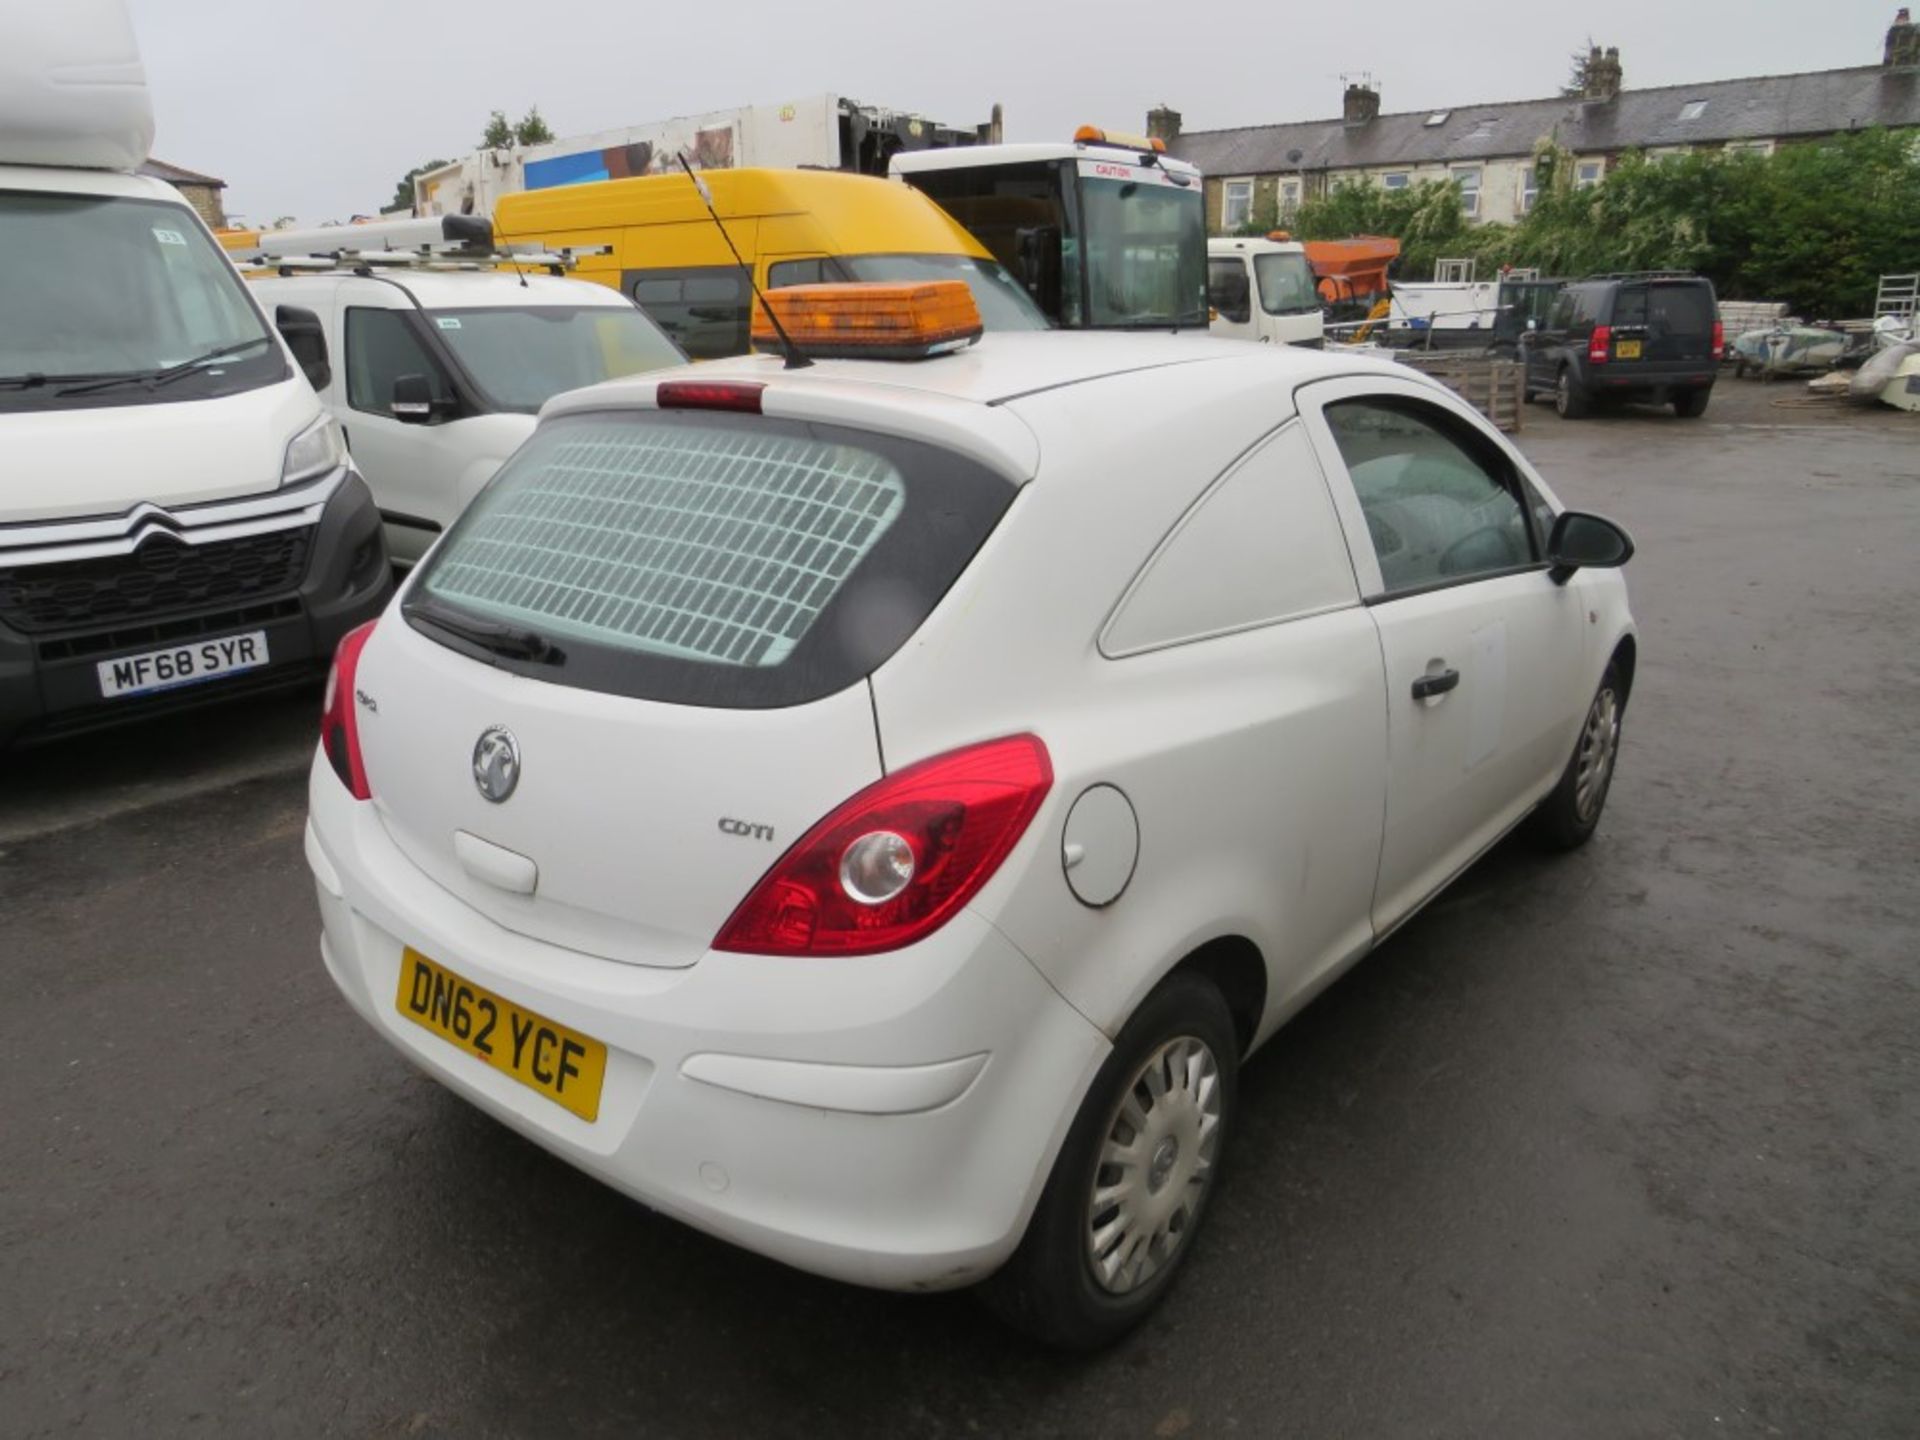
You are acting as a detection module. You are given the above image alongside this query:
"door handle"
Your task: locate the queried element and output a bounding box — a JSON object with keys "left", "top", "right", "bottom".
{"left": 1412, "top": 668, "right": 1460, "bottom": 700}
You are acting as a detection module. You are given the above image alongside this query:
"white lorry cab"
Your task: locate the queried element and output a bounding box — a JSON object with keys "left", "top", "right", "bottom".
{"left": 0, "top": 0, "right": 390, "bottom": 749}
{"left": 235, "top": 219, "right": 685, "bottom": 566}
{"left": 1207, "top": 236, "right": 1324, "bottom": 348}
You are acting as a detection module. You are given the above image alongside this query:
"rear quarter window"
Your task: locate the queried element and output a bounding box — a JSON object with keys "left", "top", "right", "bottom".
{"left": 1102, "top": 422, "right": 1357, "bottom": 657}
{"left": 407, "top": 410, "right": 1017, "bottom": 708}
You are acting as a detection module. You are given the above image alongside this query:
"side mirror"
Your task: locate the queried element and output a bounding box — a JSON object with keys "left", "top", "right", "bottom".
{"left": 274, "top": 305, "right": 330, "bottom": 392}
{"left": 1548, "top": 510, "right": 1634, "bottom": 583}
{"left": 391, "top": 373, "right": 436, "bottom": 424}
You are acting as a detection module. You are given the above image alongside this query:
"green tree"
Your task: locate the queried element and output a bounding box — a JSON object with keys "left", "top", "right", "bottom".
{"left": 514, "top": 107, "right": 555, "bottom": 146}
{"left": 1293, "top": 129, "right": 1920, "bottom": 315}
{"left": 481, "top": 110, "right": 514, "bottom": 149}
{"left": 388, "top": 158, "right": 450, "bottom": 214}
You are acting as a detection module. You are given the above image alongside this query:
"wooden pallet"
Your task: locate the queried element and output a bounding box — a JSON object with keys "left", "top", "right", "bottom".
{"left": 1392, "top": 352, "right": 1527, "bottom": 432}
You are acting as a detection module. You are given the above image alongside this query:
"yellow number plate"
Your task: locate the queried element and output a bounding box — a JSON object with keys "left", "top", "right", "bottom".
{"left": 1615, "top": 339, "right": 1643, "bottom": 359}
{"left": 395, "top": 948, "right": 607, "bottom": 1122}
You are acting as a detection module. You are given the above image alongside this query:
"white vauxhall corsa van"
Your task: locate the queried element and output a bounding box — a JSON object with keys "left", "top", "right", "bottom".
{"left": 0, "top": 1, "right": 390, "bottom": 748}
{"left": 305, "top": 282, "right": 1638, "bottom": 1349}
{"left": 238, "top": 221, "right": 685, "bottom": 566}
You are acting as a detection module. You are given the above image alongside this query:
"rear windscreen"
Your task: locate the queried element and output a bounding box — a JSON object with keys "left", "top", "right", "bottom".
{"left": 407, "top": 409, "right": 1017, "bottom": 708}
{"left": 1615, "top": 283, "right": 1712, "bottom": 335}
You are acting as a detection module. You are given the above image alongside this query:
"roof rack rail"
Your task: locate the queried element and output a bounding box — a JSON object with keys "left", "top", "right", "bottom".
{"left": 237, "top": 240, "right": 610, "bottom": 278}
{"left": 1583, "top": 269, "right": 1699, "bottom": 281}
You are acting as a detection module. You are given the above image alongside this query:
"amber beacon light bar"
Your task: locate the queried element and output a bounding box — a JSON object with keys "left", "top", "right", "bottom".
{"left": 750, "top": 281, "right": 986, "bottom": 360}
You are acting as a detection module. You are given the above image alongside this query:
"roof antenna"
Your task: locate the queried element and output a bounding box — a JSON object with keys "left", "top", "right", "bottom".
{"left": 676, "top": 152, "right": 810, "bottom": 369}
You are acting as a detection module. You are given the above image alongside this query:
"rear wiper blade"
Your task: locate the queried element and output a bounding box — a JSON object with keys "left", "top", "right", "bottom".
{"left": 409, "top": 607, "right": 566, "bottom": 665}
{"left": 54, "top": 336, "right": 276, "bottom": 397}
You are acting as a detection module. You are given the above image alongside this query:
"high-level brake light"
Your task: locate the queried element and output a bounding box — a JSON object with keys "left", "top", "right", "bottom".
{"left": 656, "top": 380, "right": 765, "bottom": 413}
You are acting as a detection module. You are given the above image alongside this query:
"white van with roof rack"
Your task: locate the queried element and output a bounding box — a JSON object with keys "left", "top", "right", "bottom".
{"left": 0, "top": 0, "right": 390, "bottom": 748}
{"left": 233, "top": 218, "right": 685, "bottom": 566}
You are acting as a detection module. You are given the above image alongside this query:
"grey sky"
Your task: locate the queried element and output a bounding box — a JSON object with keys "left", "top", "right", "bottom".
{"left": 124, "top": 0, "right": 1909, "bottom": 225}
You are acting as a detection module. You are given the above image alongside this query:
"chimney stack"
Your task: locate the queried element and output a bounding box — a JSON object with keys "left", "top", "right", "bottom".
{"left": 1343, "top": 81, "right": 1380, "bottom": 126}
{"left": 1888, "top": 8, "right": 1920, "bottom": 66}
{"left": 1583, "top": 46, "right": 1624, "bottom": 102}
{"left": 1147, "top": 105, "right": 1182, "bottom": 147}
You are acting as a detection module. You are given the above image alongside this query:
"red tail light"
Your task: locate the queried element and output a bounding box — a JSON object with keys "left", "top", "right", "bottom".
{"left": 320, "top": 620, "right": 377, "bottom": 800}
{"left": 1588, "top": 325, "right": 1612, "bottom": 364}
{"left": 713, "top": 734, "right": 1053, "bottom": 957}
{"left": 1712, "top": 319, "right": 1725, "bottom": 357}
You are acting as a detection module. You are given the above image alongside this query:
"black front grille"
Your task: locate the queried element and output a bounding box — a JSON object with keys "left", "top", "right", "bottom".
{"left": 0, "top": 526, "right": 315, "bottom": 634}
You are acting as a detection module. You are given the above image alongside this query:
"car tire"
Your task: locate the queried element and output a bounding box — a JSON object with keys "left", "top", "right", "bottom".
{"left": 977, "top": 972, "right": 1239, "bottom": 1351}
{"left": 1529, "top": 660, "right": 1625, "bottom": 851}
{"left": 1555, "top": 367, "right": 1590, "bottom": 419}
{"left": 1672, "top": 388, "right": 1710, "bottom": 418}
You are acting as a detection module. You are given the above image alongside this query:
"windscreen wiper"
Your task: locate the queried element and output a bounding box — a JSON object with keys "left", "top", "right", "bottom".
{"left": 408, "top": 606, "right": 566, "bottom": 665}
{"left": 54, "top": 336, "right": 276, "bottom": 397}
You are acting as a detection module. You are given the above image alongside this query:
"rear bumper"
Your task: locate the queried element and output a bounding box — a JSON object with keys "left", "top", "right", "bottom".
{"left": 304, "top": 758, "right": 1110, "bottom": 1291}
{"left": 0, "top": 470, "right": 390, "bottom": 749}
{"left": 1584, "top": 361, "right": 1716, "bottom": 394}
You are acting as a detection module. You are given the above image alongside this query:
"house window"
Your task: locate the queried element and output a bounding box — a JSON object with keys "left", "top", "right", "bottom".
{"left": 1575, "top": 160, "right": 1603, "bottom": 190}
{"left": 1451, "top": 166, "right": 1482, "bottom": 217}
{"left": 1278, "top": 178, "right": 1301, "bottom": 217}
{"left": 1678, "top": 100, "right": 1709, "bottom": 121}
{"left": 1724, "top": 139, "right": 1774, "bottom": 157}
{"left": 1520, "top": 167, "right": 1538, "bottom": 213}
{"left": 1382, "top": 171, "right": 1409, "bottom": 191}
{"left": 1222, "top": 178, "right": 1253, "bottom": 231}
{"left": 1424, "top": 111, "right": 1450, "bottom": 127}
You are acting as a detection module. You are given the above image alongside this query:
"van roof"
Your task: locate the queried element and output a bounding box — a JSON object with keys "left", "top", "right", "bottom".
{"left": 494, "top": 167, "right": 992, "bottom": 261}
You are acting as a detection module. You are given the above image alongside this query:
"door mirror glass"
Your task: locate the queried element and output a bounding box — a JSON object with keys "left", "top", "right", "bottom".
{"left": 391, "top": 372, "right": 436, "bottom": 424}
{"left": 1547, "top": 510, "right": 1634, "bottom": 581}
{"left": 275, "top": 305, "right": 330, "bottom": 392}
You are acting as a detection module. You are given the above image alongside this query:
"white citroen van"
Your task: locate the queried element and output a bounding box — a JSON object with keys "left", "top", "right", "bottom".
{"left": 0, "top": 0, "right": 390, "bottom": 748}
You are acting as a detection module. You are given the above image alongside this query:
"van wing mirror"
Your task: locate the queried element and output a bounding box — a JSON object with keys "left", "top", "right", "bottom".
{"left": 274, "top": 305, "right": 330, "bottom": 392}
{"left": 1547, "top": 510, "right": 1634, "bottom": 583}
{"left": 391, "top": 373, "right": 436, "bottom": 424}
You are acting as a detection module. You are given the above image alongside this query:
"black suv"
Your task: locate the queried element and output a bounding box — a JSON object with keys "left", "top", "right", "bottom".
{"left": 1522, "top": 272, "right": 1720, "bottom": 419}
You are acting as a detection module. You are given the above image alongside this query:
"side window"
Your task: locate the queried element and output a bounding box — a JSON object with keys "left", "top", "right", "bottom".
{"left": 345, "top": 307, "right": 454, "bottom": 418}
{"left": 625, "top": 266, "right": 750, "bottom": 360}
{"left": 1324, "top": 399, "right": 1535, "bottom": 596}
{"left": 1547, "top": 291, "right": 1579, "bottom": 331}
{"left": 1206, "top": 258, "right": 1251, "bottom": 324}
{"left": 1103, "top": 423, "right": 1357, "bottom": 657}
{"left": 767, "top": 257, "right": 840, "bottom": 289}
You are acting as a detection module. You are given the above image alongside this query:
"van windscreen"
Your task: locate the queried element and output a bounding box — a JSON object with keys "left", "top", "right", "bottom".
{"left": 407, "top": 410, "right": 1017, "bottom": 708}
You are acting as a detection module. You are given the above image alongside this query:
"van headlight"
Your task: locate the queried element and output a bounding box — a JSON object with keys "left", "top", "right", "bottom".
{"left": 282, "top": 415, "right": 346, "bottom": 486}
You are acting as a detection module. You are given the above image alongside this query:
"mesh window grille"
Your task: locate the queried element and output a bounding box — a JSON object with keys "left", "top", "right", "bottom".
{"left": 425, "top": 422, "right": 906, "bottom": 668}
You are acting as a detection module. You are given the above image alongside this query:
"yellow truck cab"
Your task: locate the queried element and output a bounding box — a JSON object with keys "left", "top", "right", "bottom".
{"left": 492, "top": 167, "right": 1048, "bottom": 358}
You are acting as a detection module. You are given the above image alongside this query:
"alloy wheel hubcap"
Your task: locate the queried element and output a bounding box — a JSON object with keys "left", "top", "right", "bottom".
{"left": 1574, "top": 687, "right": 1620, "bottom": 822}
{"left": 1086, "top": 1035, "right": 1222, "bottom": 1296}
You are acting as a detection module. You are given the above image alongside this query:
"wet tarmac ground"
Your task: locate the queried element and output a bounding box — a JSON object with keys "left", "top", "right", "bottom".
{"left": 3, "top": 381, "right": 1916, "bottom": 1438}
